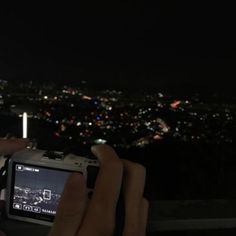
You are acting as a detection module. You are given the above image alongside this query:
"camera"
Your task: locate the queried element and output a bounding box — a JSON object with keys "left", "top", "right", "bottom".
{"left": 6, "top": 148, "right": 99, "bottom": 226}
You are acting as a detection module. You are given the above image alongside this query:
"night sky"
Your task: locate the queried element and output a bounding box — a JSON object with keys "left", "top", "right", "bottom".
{"left": 0, "top": 3, "right": 236, "bottom": 93}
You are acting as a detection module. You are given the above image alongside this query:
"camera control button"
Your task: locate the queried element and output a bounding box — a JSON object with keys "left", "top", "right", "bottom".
{"left": 32, "top": 206, "right": 41, "bottom": 213}
{"left": 43, "top": 151, "right": 64, "bottom": 160}
{"left": 23, "top": 205, "right": 33, "bottom": 212}
{"left": 13, "top": 203, "right": 22, "bottom": 210}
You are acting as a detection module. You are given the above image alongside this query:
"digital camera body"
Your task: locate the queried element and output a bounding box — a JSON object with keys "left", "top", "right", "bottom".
{"left": 6, "top": 149, "right": 99, "bottom": 226}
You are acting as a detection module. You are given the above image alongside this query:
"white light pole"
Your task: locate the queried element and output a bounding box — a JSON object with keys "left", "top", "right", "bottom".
{"left": 23, "top": 112, "right": 28, "bottom": 138}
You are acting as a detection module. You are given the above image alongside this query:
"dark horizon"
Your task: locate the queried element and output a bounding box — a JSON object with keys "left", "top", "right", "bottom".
{"left": 1, "top": 3, "right": 236, "bottom": 93}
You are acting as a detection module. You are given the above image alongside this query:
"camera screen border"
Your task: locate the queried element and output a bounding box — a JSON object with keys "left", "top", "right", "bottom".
{"left": 8, "top": 162, "right": 75, "bottom": 225}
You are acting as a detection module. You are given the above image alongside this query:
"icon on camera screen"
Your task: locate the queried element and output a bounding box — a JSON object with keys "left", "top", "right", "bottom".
{"left": 32, "top": 206, "right": 41, "bottom": 213}
{"left": 23, "top": 205, "right": 32, "bottom": 212}
{"left": 13, "top": 203, "right": 22, "bottom": 210}
{"left": 43, "top": 189, "right": 52, "bottom": 201}
{"left": 16, "top": 165, "right": 24, "bottom": 171}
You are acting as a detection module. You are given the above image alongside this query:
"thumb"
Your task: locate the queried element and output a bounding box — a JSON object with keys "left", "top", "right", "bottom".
{"left": 49, "top": 173, "right": 87, "bottom": 236}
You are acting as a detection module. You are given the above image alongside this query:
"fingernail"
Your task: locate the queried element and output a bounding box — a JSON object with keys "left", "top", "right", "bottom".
{"left": 91, "top": 145, "right": 98, "bottom": 154}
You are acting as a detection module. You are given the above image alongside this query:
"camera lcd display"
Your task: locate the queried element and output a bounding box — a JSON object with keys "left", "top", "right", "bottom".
{"left": 9, "top": 162, "right": 73, "bottom": 222}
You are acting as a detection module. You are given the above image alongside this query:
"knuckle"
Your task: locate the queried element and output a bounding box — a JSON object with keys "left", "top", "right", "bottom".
{"left": 80, "top": 221, "right": 115, "bottom": 236}
{"left": 100, "top": 144, "right": 117, "bottom": 156}
{"left": 102, "top": 223, "right": 115, "bottom": 235}
{"left": 142, "top": 198, "right": 149, "bottom": 208}
{"left": 124, "top": 226, "right": 140, "bottom": 235}
{"left": 96, "top": 224, "right": 115, "bottom": 236}
{"left": 106, "top": 158, "right": 123, "bottom": 172}
{"left": 56, "top": 207, "right": 81, "bottom": 222}
{"left": 132, "top": 163, "right": 146, "bottom": 177}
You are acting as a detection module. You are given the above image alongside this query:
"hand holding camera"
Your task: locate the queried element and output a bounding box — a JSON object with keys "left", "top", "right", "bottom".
{"left": 50, "top": 145, "right": 148, "bottom": 236}
{"left": 1, "top": 140, "right": 148, "bottom": 236}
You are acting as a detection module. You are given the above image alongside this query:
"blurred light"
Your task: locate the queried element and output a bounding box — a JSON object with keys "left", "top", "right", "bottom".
{"left": 170, "top": 100, "right": 181, "bottom": 109}
{"left": 60, "top": 124, "right": 66, "bottom": 131}
{"left": 54, "top": 132, "right": 60, "bottom": 137}
{"left": 153, "top": 134, "right": 163, "bottom": 140}
{"left": 82, "top": 95, "right": 92, "bottom": 100}
{"left": 94, "top": 139, "right": 107, "bottom": 144}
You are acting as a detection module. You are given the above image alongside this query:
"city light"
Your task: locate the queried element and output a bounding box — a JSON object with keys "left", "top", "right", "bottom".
{"left": 0, "top": 80, "right": 234, "bottom": 148}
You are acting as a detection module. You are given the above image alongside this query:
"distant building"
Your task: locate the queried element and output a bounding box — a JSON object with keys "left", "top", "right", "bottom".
{"left": 0, "top": 94, "right": 3, "bottom": 105}
{"left": 0, "top": 79, "right": 8, "bottom": 90}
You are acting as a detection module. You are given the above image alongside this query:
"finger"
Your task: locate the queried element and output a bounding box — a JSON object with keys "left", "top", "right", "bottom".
{"left": 79, "top": 145, "right": 123, "bottom": 235}
{"left": 0, "top": 200, "right": 5, "bottom": 209}
{"left": 0, "top": 231, "right": 6, "bottom": 236}
{"left": 0, "top": 139, "right": 29, "bottom": 155}
{"left": 49, "top": 173, "right": 87, "bottom": 236}
{"left": 139, "top": 198, "right": 149, "bottom": 236}
{"left": 122, "top": 160, "right": 146, "bottom": 236}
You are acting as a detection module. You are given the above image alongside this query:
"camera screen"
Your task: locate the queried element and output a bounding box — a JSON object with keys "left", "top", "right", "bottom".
{"left": 9, "top": 162, "right": 73, "bottom": 222}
